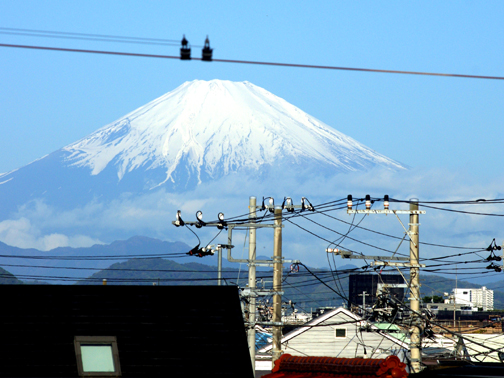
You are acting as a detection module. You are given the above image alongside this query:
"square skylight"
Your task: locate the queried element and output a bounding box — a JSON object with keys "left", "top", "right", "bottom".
{"left": 75, "top": 336, "right": 121, "bottom": 377}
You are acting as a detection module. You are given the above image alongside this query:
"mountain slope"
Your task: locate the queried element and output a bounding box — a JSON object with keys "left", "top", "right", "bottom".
{"left": 0, "top": 236, "right": 192, "bottom": 282}
{"left": 62, "top": 80, "right": 404, "bottom": 188}
{"left": 0, "top": 80, "right": 405, "bottom": 218}
{"left": 77, "top": 257, "right": 504, "bottom": 309}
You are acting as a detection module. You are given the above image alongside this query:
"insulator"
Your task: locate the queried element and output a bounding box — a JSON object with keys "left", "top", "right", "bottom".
{"left": 365, "top": 195, "right": 371, "bottom": 210}
{"left": 347, "top": 195, "right": 352, "bottom": 210}
{"left": 384, "top": 195, "right": 389, "bottom": 210}
{"left": 301, "top": 197, "right": 314, "bottom": 211}
{"left": 195, "top": 210, "right": 205, "bottom": 227}
{"left": 175, "top": 210, "right": 184, "bottom": 227}
{"left": 284, "top": 197, "right": 294, "bottom": 212}
{"left": 187, "top": 244, "right": 200, "bottom": 256}
{"left": 217, "top": 212, "right": 226, "bottom": 230}
{"left": 180, "top": 35, "right": 191, "bottom": 60}
{"left": 268, "top": 197, "right": 275, "bottom": 213}
{"left": 260, "top": 197, "right": 266, "bottom": 211}
{"left": 202, "top": 36, "right": 213, "bottom": 61}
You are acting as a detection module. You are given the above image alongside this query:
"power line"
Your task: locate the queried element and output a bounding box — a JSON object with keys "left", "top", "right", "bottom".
{"left": 0, "top": 27, "right": 183, "bottom": 44}
{"left": 0, "top": 30, "right": 187, "bottom": 48}
{"left": 1, "top": 43, "right": 503, "bottom": 81}
{"left": 0, "top": 252, "right": 189, "bottom": 261}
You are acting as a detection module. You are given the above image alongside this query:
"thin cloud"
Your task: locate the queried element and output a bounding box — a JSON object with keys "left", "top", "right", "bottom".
{"left": 0, "top": 217, "right": 104, "bottom": 251}
{"left": 0, "top": 167, "right": 502, "bottom": 266}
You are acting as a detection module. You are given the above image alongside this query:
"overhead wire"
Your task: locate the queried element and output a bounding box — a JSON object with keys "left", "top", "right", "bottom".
{"left": 0, "top": 42, "right": 502, "bottom": 80}
{"left": 0, "top": 252, "right": 189, "bottom": 260}
{"left": 0, "top": 29, "right": 191, "bottom": 47}
{"left": 0, "top": 27, "right": 184, "bottom": 44}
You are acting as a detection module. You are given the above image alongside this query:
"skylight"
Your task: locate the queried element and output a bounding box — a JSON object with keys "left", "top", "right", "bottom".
{"left": 74, "top": 336, "right": 121, "bottom": 377}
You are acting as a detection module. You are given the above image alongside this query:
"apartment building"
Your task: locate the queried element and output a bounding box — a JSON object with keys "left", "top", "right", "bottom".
{"left": 452, "top": 286, "right": 494, "bottom": 311}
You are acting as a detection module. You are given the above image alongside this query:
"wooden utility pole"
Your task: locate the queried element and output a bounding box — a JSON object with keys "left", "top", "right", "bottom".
{"left": 247, "top": 196, "right": 257, "bottom": 375}
{"left": 272, "top": 206, "right": 283, "bottom": 366}
{"left": 409, "top": 199, "right": 422, "bottom": 373}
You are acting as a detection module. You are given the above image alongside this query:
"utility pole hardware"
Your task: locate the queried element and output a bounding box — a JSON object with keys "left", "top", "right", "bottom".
{"left": 409, "top": 199, "right": 422, "bottom": 374}
{"left": 172, "top": 196, "right": 309, "bottom": 372}
{"left": 272, "top": 206, "right": 283, "bottom": 366}
{"left": 343, "top": 195, "right": 425, "bottom": 374}
{"left": 247, "top": 197, "right": 257, "bottom": 373}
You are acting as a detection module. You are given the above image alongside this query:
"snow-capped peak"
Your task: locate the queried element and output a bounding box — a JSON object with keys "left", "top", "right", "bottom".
{"left": 63, "top": 80, "right": 404, "bottom": 187}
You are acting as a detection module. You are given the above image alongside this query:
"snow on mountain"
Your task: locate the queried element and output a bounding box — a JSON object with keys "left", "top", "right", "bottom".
{"left": 0, "top": 80, "right": 405, "bottom": 220}
{"left": 62, "top": 80, "right": 405, "bottom": 188}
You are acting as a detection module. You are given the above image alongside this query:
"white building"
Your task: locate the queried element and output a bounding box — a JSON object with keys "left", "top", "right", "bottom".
{"left": 257, "top": 307, "right": 409, "bottom": 362}
{"left": 452, "top": 287, "right": 494, "bottom": 311}
{"left": 459, "top": 334, "right": 504, "bottom": 363}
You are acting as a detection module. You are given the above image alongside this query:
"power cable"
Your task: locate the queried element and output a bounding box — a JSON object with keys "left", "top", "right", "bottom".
{"left": 0, "top": 43, "right": 503, "bottom": 80}
{"left": 0, "top": 29, "right": 192, "bottom": 47}
{"left": 0, "top": 27, "right": 184, "bottom": 44}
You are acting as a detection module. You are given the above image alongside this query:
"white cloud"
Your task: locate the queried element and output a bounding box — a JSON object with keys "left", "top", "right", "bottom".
{"left": 0, "top": 217, "right": 104, "bottom": 251}
{"left": 0, "top": 167, "right": 503, "bottom": 272}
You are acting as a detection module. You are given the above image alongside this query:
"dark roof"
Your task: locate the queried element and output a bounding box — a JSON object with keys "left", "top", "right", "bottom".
{"left": 0, "top": 285, "right": 252, "bottom": 378}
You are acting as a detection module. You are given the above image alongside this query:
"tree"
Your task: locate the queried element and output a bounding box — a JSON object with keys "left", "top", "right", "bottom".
{"left": 423, "top": 295, "right": 444, "bottom": 303}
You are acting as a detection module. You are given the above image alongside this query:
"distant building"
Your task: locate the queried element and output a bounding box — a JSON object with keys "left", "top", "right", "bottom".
{"left": 348, "top": 274, "right": 404, "bottom": 310}
{"left": 424, "top": 302, "right": 474, "bottom": 315}
{"left": 451, "top": 287, "right": 494, "bottom": 311}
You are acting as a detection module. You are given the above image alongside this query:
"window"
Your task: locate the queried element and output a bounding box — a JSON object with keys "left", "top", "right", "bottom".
{"left": 335, "top": 328, "right": 346, "bottom": 338}
{"left": 74, "top": 336, "right": 121, "bottom": 377}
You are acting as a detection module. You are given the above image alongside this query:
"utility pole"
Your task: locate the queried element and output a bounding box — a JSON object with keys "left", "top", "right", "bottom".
{"left": 358, "top": 291, "right": 369, "bottom": 314}
{"left": 247, "top": 196, "right": 257, "bottom": 374}
{"left": 454, "top": 267, "right": 457, "bottom": 328}
{"left": 341, "top": 195, "right": 425, "bottom": 374}
{"left": 217, "top": 246, "right": 222, "bottom": 286}
{"left": 272, "top": 206, "right": 283, "bottom": 367}
{"left": 409, "top": 199, "right": 422, "bottom": 374}
{"left": 172, "top": 197, "right": 306, "bottom": 371}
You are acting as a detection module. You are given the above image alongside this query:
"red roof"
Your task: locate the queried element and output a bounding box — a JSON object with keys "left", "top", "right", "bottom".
{"left": 262, "top": 354, "right": 408, "bottom": 378}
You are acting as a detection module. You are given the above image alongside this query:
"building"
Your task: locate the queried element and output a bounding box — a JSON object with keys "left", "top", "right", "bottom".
{"left": 458, "top": 334, "right": 504, "bottom": 363}
{"left": 348, "top": 274, "right": 405, "bottom": 310}
{"left": 425, "top": 302, "right": 473, "bottom": 313}
{"left": 0, "top": 285, "right": 253, "bottom": 378}
{"left": 257, "top": 307, "right": 409, "bottom": 363}
{"left": 452, "top": 287, "right": 494, "bottom": 311}
{"left": 262, "top": 354, "right": 408, "bottom": 378}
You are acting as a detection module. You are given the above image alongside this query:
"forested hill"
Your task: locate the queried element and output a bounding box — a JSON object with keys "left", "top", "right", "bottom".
{"left": 76, "top": 258, "right": 504, "bottom": 310}
{"left": 0, "top": 267, "right": 22, "bottom": 284}
{"left": 1, "top": 257, "right": 503, "bottom": 309}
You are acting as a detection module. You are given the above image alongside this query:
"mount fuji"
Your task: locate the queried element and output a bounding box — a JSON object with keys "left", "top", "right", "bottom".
{"left": 0, "top": 80, "right": 405, "bottom": 235}
{"left": 62, "top": 79, "right": 404, "bottom": 184}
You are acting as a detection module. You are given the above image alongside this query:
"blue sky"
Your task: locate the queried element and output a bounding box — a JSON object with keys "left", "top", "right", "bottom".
{"left": 1, "top": 1, "right": 503, "bottom": 178}
{"left": 1, "top": 2, "right": 504, "bottom": 280}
